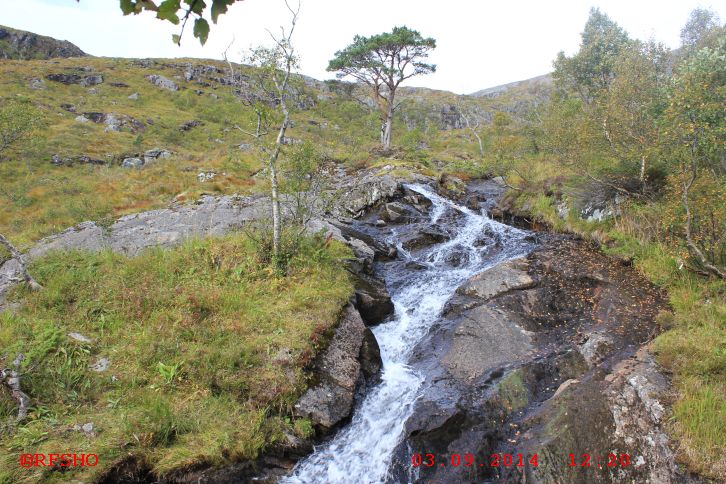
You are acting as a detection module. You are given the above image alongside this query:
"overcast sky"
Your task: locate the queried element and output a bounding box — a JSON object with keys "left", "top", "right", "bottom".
{"left": 2, "top": 0, "right": 724, "bottom": 94}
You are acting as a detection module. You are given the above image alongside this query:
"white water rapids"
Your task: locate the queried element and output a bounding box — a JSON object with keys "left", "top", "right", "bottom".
{"left": 284, "top": 184, "right": 532, "bottom": 483}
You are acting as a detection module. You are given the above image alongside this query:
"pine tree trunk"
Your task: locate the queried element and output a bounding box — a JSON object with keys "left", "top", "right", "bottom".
{"left": 382, "top": 96, "right": 394, "bottom": 150}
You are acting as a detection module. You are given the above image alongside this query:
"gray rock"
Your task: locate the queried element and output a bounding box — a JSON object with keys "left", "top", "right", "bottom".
{"left": 29, "top": 77, "right": 45, "bottom": 90}
{"left": 146, "top": 74, "right": 179, "bottom": 91}
{"left": 383, "top": 202, "right": 411, "bottom": 223}
{"left": 104, "top": 113, "right": 122, "bottom": 132}
{"left": 46, "top": 73, "right": 103, "bottom": 86}
{"left": 456, "top": 257, "right": 535, "bottom": 301}
{"left": 401, "top": 227, "right": 449, "bottom": 250}
{"left": 354, "top": 273, "right": 394, "bottom": 325}
{"left": 294, "top": 305, "right": 381, "bottom": 429}
{"left": 442, "top": 306, "right": 532, "bottom": 380}
{"left": 143, "top": 148, "right": 172, "bottom": 164}
{"left": 238, "top": 143, "right": 252, "bottom": 151}
{"left": 440, "top": 104, "right": 465, "bottom": 130}
{"left": 80, "top": 74, "right": 103, "bottom": 87}
{"left": 281, "top": 136, "right": 303, "bottom": 145}
{"left": 67, "top": 332, "right": 93, "bottom": 344}
{"left": 121, "top": 157, "right": 144, "bottom": 169}
{"left": 50, "top": 154, "right": 105, "bottom": 166}
{"left": 603, "top": 350, "right": 680, "bottom": 482}
{"left": 89, "top": 357, "right": 110, "bottom": 372}
{"left": 128, "top": 92, "right": 140, "bottom": 100}
{"left": 197, "top": 171, "right": 217, "bottom": 182}
{"left": 334, "top": 171, "right": 402, "bottom": 218}
{"left": 579, "top": 331, "right": 614, "bottom": 366}
{"left": 74, "top": 115, "right": 89, "bottom": 123}
{"left": 347, "top": 237, "right": 375, "bottom": 273}
{"left": 179, "top": 120, "right": 202, "bottom": 131}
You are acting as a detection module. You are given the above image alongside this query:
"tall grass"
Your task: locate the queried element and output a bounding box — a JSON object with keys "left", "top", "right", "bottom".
{"left": 0, "top": 232, "right": 353, "bottom": 482}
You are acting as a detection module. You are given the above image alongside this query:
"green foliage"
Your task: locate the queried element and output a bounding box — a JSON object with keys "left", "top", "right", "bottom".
{"left": 0, "top": 97, "right": 45, "bottom": 156}
{"left": 327, "top": 26, "right": 436, "bottom": 81}
{"left": 118, "top": 0, "right": 241, "bottom": 45}
{"left": 680, "top": 8, "right": 723, "bottom": 55}
{"left": 553, "top": 8, "right": 630, "bottom": 102}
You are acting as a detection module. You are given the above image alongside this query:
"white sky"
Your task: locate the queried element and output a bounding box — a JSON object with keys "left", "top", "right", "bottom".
{"left": 2, "top": 0, "right": 724, "bottom": 94}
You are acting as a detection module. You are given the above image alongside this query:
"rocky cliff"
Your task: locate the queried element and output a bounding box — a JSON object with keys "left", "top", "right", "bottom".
{"left": 0, "top": 25, "right": 87, "bottom": 60}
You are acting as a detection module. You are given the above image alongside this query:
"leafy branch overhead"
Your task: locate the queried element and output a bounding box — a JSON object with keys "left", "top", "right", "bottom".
{"left": 117, "top": 0, "right": 242, "bottom": 45}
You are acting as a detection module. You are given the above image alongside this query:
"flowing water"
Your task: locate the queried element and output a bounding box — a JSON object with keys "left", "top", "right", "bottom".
{"left": 284, "top": 184, "right": 533, "bottom": 483}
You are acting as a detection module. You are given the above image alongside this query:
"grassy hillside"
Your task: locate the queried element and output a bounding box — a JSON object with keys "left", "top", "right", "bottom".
{"left": 0, "top": 56, "right": 520, "bottom": 250}
{"left": 0, "top": 233, "right": 352, "bottom": 482}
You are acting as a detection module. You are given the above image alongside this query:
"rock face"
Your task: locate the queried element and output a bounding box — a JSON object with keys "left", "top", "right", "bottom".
{"left": 402, "top": 237, "right": 686, "bottom": 483}
{"left": 294, "top": 305, "right": 381, "bottom": 430}
{"left": 440, "top": 104, "right": 465, "bottom": 130}
{"left": 0, "top": 25, "right": 87, "bottom": 60}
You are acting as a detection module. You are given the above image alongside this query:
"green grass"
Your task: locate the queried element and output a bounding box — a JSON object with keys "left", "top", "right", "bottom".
{"left": 0, "top": 232, "right": 353, "bottom": 482}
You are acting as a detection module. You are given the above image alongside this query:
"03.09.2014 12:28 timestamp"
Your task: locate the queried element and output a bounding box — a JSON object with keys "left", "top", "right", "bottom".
{"left": 412, "top": 452, "right": 634, "bottom": 470}
{"left": 412, "top": 453, "right": 540, "bottom": 469}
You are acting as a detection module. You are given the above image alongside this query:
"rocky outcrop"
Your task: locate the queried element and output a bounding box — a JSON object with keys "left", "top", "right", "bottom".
{"left": 402, "top": 237, "right": 686, "bottom": 483}
{"left": 440, "top": 104, "right": 465, "bottom": 130}
{"left": 51, "top": 154, "right": 106, "bottom": 166}
{"left": 146, "top": 74, "right": 179, "bottom": 91}
{"left": 73, "top": 112, "right": 145, "bottom": 133}
{"left": 179, "top": 120, "right": 203, "bottom": 131}
{"left": 0, "top": 25, "right": 87, "bottom": 60}
{"left": 46, "top": 73, "right": 103, "bottom": 87}
{"left": 294, "top": 304, "right": 381, "bottom": 430}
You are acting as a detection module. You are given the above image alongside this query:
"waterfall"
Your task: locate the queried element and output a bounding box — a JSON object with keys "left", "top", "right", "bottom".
{"left": 284, "top": 184, "right": 532, "bottom": 483}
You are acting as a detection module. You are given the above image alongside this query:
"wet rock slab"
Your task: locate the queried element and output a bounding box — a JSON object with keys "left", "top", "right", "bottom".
{"left": 404, "top": 237, "right": 684, "bottom": 484}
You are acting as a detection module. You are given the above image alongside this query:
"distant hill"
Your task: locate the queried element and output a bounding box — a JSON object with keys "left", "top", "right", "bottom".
{"left": 0, "top": 25, "right": 87, "bottom": 60}
{"left": 469, "top": 73, "right": 553, "bottom": 99}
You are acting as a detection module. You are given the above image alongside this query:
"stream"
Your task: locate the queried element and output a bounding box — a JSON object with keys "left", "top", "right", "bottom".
{"left": 284, "top": 185, "right": 534, "bottom": 483}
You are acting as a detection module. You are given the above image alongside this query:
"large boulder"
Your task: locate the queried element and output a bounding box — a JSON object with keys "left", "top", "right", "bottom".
{"left": 143, "top": 149, "right": 172, "bottom": 164}
{"left": 294, "top": 305, "right": 382, "bottom": 430}
{"left": 354, "top": 273, "right": 394, "bottom": 325}
{"left": 456, "top": 257, "right": 535, "bottom": 301}
{"left": 400, "top": 227, "right": 449, "bottom": 250}
{"left": 383, "top": 201, "right": 417, "bottom": 223}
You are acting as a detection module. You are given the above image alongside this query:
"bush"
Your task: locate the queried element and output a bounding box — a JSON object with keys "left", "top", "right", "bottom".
{"left": 0, "top": 98, "right": 45, "bottom": 157}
